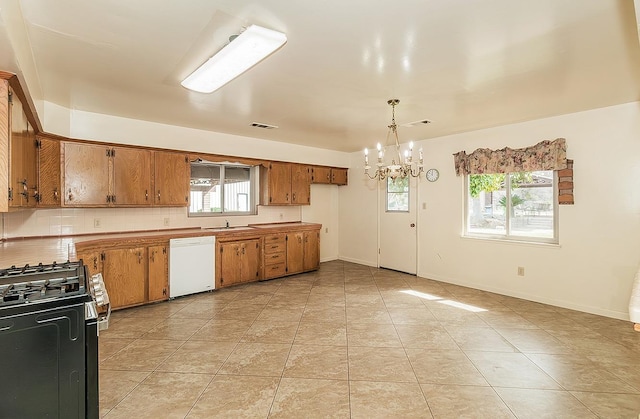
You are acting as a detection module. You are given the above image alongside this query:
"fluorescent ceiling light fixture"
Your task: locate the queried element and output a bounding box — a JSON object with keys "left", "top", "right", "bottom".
{"left": 181, "top": 24, "right": 287, "bottom": 93}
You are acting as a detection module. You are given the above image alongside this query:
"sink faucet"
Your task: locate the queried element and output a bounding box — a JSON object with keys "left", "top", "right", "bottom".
{"left": 225, "top": 220, "right": 230, "bottom": 229}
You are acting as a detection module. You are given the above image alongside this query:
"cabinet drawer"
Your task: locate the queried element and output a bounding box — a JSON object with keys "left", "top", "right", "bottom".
{"left": 264, "top": 262, "right": 286, "bottom": 279}
{"left": 265, "top": 242, "right": 285, "bottom": 254}
{"left": 264, "top": 234, "right": 285, "bottom": 245}
{"left": 265, "top": 251, "right": 285, "bottom": 263}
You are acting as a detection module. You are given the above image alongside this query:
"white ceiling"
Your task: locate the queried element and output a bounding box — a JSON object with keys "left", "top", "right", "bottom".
{"left": 2, "top": 0, "right": 640, "bottom": 152}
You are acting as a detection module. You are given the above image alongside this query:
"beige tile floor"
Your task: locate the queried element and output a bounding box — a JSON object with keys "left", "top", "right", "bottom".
{"left": 99, "top": 261, "right": 640, "bottom": 418}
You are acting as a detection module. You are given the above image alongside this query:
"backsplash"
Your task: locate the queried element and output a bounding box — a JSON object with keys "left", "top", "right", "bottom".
{"left": 1, "top": 205, "right": 302, "bottom": 239}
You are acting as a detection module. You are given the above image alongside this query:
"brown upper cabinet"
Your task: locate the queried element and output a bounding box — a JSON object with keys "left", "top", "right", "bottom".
{"left": 8, "top": 86, "right": 37, "bottom": 209}
{"left": 310, "top": 166, "right": 331, "bottom": 184}
{"left": 330, "top": 167, "right": 348, "bottom": 185}
{"left": 62, "top": 142, "right": 152, "bottom": 207}
{"left": 260, "top": 162, "right": 310, "bottom": 206}
{"left": 311, "top": 166, "right": 348, "bottom": 186}
{"left": 153, "top": 150, "right": 190, "bottom": 206}
{"left": 0, "top": 79, "right": 8, "bottom": 212}
{"left": 36, "top": 136, "right": 61, "bottom": 207}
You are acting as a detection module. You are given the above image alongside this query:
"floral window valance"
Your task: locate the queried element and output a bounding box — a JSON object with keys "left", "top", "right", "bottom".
{"left": 453, "top": 138, "right": 568, "bottom": 176}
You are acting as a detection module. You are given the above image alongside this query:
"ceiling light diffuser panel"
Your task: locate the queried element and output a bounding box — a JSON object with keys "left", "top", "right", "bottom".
{"left": 181, "top": 24, "right": 287, "bottom": 94}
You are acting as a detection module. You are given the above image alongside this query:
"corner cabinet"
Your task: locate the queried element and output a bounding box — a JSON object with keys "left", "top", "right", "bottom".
{"left": 1, "top": 82, "right": 38, "bottom": 210}
{"left": 260, "top": 162, "right": 310, "bottom": 205}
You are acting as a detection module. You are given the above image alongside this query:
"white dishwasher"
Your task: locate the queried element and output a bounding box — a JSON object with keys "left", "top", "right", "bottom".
{"left": 169, "top": 236, "right": 215, "bottom": 298}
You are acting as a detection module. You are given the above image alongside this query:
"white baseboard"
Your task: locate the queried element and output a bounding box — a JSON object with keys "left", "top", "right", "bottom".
{"left": 419, "top": 271, "right": 630, "bottom": 321}
{"left": 338, "top": 256, "right": 377, "bottom": 268}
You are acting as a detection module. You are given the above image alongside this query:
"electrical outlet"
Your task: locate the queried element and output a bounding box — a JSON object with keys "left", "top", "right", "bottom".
{"left": 517, "top": 267, "right": 525, "bottom": 276}
{"left": 279, "top": 213, "right": 284, "bottom": 219}
{"left": 422, "top": 202, "right": 427, "bottom": 210}
{"left": 163, "top": 217, "right": 170, "bottom": 227}
{"left": 325, "top": 227, "right": 329, "bottom": 234}
{"left": 93, "top": 218, "right": 101, "bottom": 228}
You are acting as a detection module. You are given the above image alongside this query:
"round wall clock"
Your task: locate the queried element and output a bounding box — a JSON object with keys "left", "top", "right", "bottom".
{"left": 426, "top": 168, "right": 439, "bottom": 182}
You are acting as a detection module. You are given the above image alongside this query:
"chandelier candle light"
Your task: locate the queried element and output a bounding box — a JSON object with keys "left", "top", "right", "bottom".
{"left": 364, "top": 99, "right": 424, "bottom": 181}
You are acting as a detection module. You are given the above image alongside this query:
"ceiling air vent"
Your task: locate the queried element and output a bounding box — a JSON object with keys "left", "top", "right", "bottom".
{"left": 402, "top": 119, "right": 432, "bottom": 127}
{"left": 250, "top": 122, "right": 278, "bottom": 129}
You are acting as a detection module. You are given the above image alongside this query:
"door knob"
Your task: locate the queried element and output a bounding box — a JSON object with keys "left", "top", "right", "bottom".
{"left": 410, "top": 223, "right": 416, "bottom": 227}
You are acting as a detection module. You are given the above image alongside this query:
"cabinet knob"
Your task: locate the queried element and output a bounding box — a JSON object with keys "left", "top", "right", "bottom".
{"left": 68, "top": 189, "right": 73, "bottom": 201}
{"left": 145, "top": 190, "right": 148, "bottom": 201}
{"left": 157, "top": 190, "right": 161, "bottom": 202}
{"left": 53, "top": 188, "right": 59, "bottom": 200}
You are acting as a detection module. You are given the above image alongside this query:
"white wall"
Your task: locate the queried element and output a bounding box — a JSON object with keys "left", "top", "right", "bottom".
{"left": 69, "top": 109, "right": 349, "bottom": 167}
{"left": 302, "top": 184, "right": 340, "bottom": 262}
{"left": 340, "top": 101, "right": 640, "bottom": 320}
{"left": 3, "top": 105, "right": 349, "bottom": 266}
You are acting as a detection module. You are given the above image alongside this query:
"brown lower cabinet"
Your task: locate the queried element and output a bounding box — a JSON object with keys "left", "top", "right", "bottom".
{"left": 303, "top": 230, "right": 320, "bottom": 271}
{"left": 148, "top": 245, "right": 169, "bottom": 302}
{"left": 77, "top": 241, "right": 169, "bottom": 310}
{"left": 286, "top": 230, "right": 320, "bottom": 275}
{"left": 264, "top": 233, "right": 286, "bottom": 279}
{"left": 75, "top": 224, "right": 321, "bottom": 308}
{"left": 218, "top": 238, "right": 261, "bottom": 287}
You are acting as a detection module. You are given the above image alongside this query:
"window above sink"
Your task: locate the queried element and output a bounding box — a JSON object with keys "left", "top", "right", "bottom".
{"left": 189, "top": 162, "right": 259, "bottom": 217}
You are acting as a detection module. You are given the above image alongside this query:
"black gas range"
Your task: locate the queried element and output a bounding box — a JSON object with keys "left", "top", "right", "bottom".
{"left": 0, "top": 260, "right": 110, "bottom": 419}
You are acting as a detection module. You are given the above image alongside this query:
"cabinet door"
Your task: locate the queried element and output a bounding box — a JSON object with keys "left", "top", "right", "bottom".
{"left": 219, "top": 241, "right": 242, "bottom": 287}
{"left": 241, "top": 239, "right": 261, "bottom": 283}
{"left": 303, "top": 230, "right": 320, "bottom": 271}
{"left": 102, "top": 247, "right": 146, "bottom": 309}
{"left": 148, "top": 245, "right": 168, "bottom": 302}
{"left": 263, "top": 162, "right": 291, "bottom": 205}
{"left": 37, "top": 137, "right": 61, "bottom": 207}
{"left": 63, "top": 142, "right": 110, "bottom": 206}
{"left": 311, "top": 166, "right": 331, "bottom": 184}
{"left": 79, "top": 250, "right": 103, "bottom": 278}
{"left": 154, "top": 151, "right": 189, "bottom": 206}
{"left": 9, "top": 94, "right": 37, "bottom": 208}
{"left": 0, "top": 80, "right": 8, "bottom": 212}
{"left": 286, "top": 232, "right": 304, "bottom": 274}
{"left": 291, "top": 165, "right": 310, "bottom": 205}
{"left": 331, "top": 168, "right": 348, "bottom": 185}
{"left": 112, "top": 147, "right": 152, "bottom": 206}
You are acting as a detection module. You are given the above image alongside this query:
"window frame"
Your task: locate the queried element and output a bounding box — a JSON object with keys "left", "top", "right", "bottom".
{"left": 464, "top": 171, "right": 559, "bottom": 244}
{"left": 188, "top": 162, "right": 258, "bottom": 217}
{"left": 386, "top": 176, "right": 410, "bottom": 212}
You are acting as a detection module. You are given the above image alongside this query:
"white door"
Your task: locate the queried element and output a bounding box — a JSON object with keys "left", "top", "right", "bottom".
{"left": 379, "top": 176, "right": 417, "bottom": 274}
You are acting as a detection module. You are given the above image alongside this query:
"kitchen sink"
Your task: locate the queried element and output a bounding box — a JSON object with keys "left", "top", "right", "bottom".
{"left": 204, "top": 226, "right": 255, "bottom": 232}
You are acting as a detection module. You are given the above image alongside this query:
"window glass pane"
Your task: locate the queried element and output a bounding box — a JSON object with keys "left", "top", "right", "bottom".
{"left": 387, "top": 177, "right": 409, "bottom": 211}
{"left": 223, "top": 167, "right": 251, "bottom": 212}
{"left": 190, "top": 164, "right": 221, "bottom": 213}
{"left": 468, "top": 174, "right": 506, "bottom": 235}
{"left": 510, "top": 170, "right": 554, "bottom": 238}
{"left": 466, "top": 171, "right": 556, "bottom": 242}
{"left": 189, "top": 163, "right": 255, "bottom": 216}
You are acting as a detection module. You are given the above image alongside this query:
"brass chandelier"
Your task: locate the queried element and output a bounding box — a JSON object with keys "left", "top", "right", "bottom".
{"left": 364, "top": 99, "right": 423, "bottom": 181}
